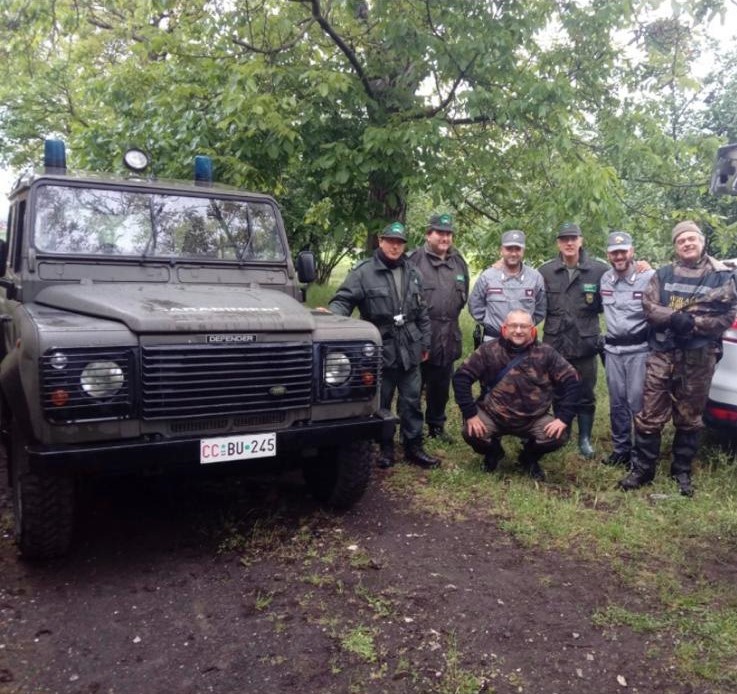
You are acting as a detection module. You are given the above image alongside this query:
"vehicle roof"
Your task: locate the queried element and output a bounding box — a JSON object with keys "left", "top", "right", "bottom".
{"left": 9, "top": 168, "right": 277, "bottom": 203}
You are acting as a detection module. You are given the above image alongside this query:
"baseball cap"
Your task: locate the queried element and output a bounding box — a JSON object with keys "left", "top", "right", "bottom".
{"left": 380, "top": 221, "right": 407, "bottom": 242}
{"left": 501, "top": 230, "right": 526, "bottom": 247}
{"left": 606, "top": 231, "right": 633, "bottom": 252}
{"left": 671, "top": 220, "right": 702, "bottom": 243}
{"left": 557, "top": 222, "right": 582, "bottom": 238}
{"left": 428, "top": 213, "right": 454, "bottom": 233}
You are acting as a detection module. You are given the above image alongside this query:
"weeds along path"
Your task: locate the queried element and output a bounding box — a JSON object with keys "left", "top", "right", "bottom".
{"left": 0, "top": 461, "right": 722, "bottom": 693}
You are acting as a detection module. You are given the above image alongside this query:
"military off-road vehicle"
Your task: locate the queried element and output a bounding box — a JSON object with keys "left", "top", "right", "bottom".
{"left": 0, "top": 141, "right": 393, "bottom": 559}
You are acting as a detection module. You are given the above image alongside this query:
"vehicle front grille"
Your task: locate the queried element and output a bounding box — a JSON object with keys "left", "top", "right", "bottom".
{"left": 141, "top": 342, "right": 312, "bottom": 420}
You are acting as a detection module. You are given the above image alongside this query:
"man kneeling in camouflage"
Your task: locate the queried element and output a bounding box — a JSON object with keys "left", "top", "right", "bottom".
{"left": 452, "top": 309, "right": 581, "bottom": 480}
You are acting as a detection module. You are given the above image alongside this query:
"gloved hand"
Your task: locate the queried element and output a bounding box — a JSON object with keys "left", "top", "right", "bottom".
{"left": 670, "top": 311, "right": 695, "bottom": 336}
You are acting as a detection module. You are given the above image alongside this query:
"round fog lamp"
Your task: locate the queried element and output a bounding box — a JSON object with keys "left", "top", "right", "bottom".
{"left": 361, "top": 343, "right": 377, "bottom": 358}
{"left": 81, "top": 361, "right": 124, "bottom": 399}
{"left": 324, "top": 352, "right": 351, "bottom": 386}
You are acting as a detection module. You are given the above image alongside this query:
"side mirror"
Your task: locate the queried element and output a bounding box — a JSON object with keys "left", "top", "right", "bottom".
{"left": 296, "top": 250, "right": 316, "bottom": 284}
{"left": 710, "top": 143, "right": 737, "bottom": 196}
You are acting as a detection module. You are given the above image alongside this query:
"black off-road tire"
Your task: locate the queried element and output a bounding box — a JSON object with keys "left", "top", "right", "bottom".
{"left": 302, "top": 441, "right": 372, "bottom": 510}
{"left": 11, "top": 423, "right": 75, "bottom": 560}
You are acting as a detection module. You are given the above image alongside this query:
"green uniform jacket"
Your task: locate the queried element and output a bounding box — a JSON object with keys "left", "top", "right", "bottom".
{"left": 538, "top": 249, "right": 609, "bottom": 360}
{"left": 329, "top": 251, "right": 431, "bottom": 371}
{"left": 407, "top": 244, "right": 469, "bottom": 366}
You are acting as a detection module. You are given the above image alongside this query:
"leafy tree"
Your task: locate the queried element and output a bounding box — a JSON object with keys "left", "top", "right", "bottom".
{"left": 1, "top": 0, "right": 735, "bottom": 277}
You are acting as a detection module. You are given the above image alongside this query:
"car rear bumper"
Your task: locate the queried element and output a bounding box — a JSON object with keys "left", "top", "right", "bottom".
{"left": 26, "top": 411, "right": 397, "bottom": 475}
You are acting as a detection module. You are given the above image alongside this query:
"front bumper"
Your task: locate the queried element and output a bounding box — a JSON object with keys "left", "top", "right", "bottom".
{"left": 27, "top": 411, "right": 397, "bottom": 475}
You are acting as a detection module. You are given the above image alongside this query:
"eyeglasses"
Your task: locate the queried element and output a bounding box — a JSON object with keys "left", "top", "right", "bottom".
{"left": 505, "top": 323, "right": 533, "bottom": 331}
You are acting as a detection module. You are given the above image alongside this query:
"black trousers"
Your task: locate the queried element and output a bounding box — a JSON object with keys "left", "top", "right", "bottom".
{"left": 420, "top": 361, "right": 454, "bottom": 428}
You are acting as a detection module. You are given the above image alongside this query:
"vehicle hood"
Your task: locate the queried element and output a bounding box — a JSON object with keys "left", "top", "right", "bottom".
{"left": 34, "top": 283, "right": 316, "bottom": 333}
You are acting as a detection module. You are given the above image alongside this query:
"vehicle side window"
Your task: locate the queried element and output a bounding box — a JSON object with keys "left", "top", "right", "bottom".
{"left": 2, "top": 205, "right": 13, "bottom": 277}
{"left": 12, "top": 200, "right": 26, "bottom": 272}
{"left": 2, "top": 200, "right": 26, "bottom": 274}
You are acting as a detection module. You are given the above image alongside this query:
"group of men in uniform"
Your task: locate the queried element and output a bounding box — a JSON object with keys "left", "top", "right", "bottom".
{"left": 329, "top": 215, "right": 737, "bottom": 497}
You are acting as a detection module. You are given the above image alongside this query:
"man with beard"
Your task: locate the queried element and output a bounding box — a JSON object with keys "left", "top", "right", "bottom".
{"left": 468, "top": 230, "right": 546, "bottom": 343}
{"left": 539, "top": 222, "right": 609, "bottom": 459}
{"left": 452, "top": 309, "right": 580, "bottom": 480}
{"left": 408, "top": 213, "right": 470, "bottom": 443}
{"left": 600, "top": 231, "right": 655, "bottom": 467}
{"left": 329, "top": 222, "right": 441, "bottom": 470}
{"left": 618, "top": 220, "right": 737, "bottom": 497}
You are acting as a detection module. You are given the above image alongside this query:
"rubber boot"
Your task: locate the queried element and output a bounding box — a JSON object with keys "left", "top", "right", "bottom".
{"left": 378, "top": 442, "right": 395, "bottom": 469}
{"left": 601, "top": 451, "right": 630, "bottom": 467}
{"left": 405, "top": 439, "right": 441, "bottom": 469}
{"left": 670, "top": 429, "right": 699, "bottom": 497}
{"left": 618, "top": 431, "right": 661, "bottom": 491}
{"left": 518, "top": 444, "right": 546, "bottom": 482}
{"left": 483, "top": 438, "right": 504, "bottom": 473}
{"left": 428, "top": 424, "right": 454, "bottom": 444}
{"left": 577, "top": 411, "right": 595, "bottom": 459}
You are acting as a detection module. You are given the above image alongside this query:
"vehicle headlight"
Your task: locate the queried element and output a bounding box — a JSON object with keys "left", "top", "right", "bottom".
{"left": 80, "top": 361, "right": 125, "bottom": 399}
{"left": 324, "top": 352, "right": 352, "bottom": 386}
{"left": 361, "top": 343, "right": 377, "bottom": 358}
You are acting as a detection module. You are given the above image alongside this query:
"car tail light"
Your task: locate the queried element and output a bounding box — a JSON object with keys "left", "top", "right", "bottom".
{"left": 706, "top": 404, "right": 737, "bottom": 423}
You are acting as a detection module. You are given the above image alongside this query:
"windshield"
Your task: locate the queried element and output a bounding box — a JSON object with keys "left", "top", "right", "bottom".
{"left": 33, "top": 184, "right": 286, "bottom": 262}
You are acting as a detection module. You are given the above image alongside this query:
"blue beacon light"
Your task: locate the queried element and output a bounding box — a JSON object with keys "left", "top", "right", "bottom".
{"left": 194, "top": 155, "right": 213, "bottom": 186}
{"left": 44, "top": 139, "right": 67, "bottom": 173}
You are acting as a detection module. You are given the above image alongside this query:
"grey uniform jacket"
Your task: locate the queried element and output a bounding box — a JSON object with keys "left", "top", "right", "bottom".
{"left": 601, "top": 265, "right": 655, "bottom": 354}
{"left": 407, "top": 244, "right": 469, "bottom": 365}
{"left": 329, "top": 251, "right": 431, "bottom": 371}
{"left": 468, "top": 263, "right": 546, "bottom": 338}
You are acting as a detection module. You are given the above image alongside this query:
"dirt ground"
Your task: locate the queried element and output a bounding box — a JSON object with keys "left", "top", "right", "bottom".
{"left": 0, "top": 458, "right": 716, "bottom": 694}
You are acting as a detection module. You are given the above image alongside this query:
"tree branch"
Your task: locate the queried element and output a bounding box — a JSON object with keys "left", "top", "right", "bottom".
{"left": 307, "top": 0, "right": 376, "bottom": 100}
{"left": 232, "top": 17, "right": 314, "bottom": 55}
{"left": 463, "top": 197, "right": 501, "bottom": 223}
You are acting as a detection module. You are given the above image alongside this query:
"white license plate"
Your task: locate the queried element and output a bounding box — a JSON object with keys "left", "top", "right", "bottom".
{"left": 200, "top": 432, "right": 276, "bottom": 464}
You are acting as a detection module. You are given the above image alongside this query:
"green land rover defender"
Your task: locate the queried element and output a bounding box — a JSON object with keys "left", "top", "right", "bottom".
{"left": 0, "top": 141, "right": 393, "bottom": 559}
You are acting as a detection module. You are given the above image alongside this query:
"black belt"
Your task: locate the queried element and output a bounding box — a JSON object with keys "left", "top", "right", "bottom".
{"left": 605, "top": 329, "right": 649, "bottom": 346}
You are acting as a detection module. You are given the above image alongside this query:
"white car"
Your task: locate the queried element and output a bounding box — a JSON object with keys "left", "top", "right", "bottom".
{"left": 705, "top": 259, "right": 737, "bottom": 435}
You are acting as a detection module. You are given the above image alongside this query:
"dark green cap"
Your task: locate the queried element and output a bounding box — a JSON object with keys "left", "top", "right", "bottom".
{"left": 428, "top": 213, "right": 454, "bottom": 233}
{"left": 557, "top": 222, "right": 582, "bottom": 238}
{"left": 380, "top": 221, "right": 407, "bottom": 242}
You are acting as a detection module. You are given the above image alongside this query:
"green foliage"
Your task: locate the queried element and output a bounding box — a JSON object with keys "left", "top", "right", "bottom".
{"left": 2, "top": 1, "right": 737, "bottom": 279}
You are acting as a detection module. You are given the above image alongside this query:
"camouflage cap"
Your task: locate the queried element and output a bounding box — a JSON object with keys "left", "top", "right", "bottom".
{"left": 380, "top": 221, "right": 407, "bottom": 242}
{"left": 501, "top": 230, "right": 526, "bottom": 247}
{"left": 428, "top": 213, "right": 454, "bottom": 233}
{"left": 606, "top": 231, "right": 633, "bottom": 251}
{"left": 557, "top": 222, "right": 582, "bottom": 238}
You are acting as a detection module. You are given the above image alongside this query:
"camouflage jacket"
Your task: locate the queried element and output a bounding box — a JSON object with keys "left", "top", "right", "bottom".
{"left": 452, "top": 337, "right": 581, "bottom": 428}
{"left": 644, "top": 255, "right": 737, "bottom": 352}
